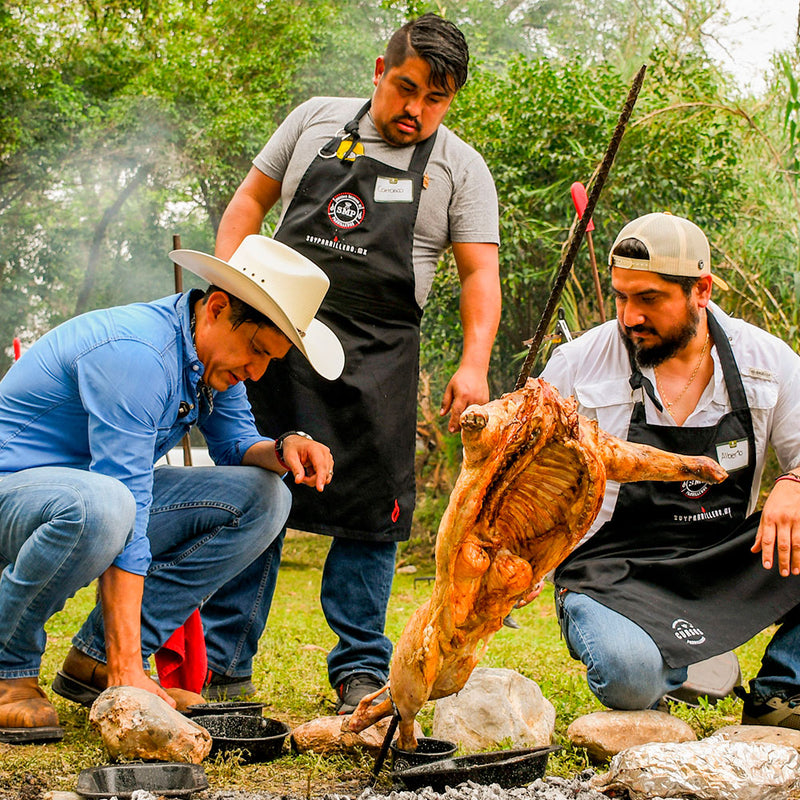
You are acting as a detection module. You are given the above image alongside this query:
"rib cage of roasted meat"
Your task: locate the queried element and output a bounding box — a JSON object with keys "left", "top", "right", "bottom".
{"left": 346, "top": 378, "right": 728, "bottom": 749}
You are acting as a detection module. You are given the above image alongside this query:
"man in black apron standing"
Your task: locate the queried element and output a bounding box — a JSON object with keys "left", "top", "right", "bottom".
{"left": 203, "top": 14, "right": 501, "bottom": 712}
{"left": 540, "top": 212, "right": 800, "bottom": 727}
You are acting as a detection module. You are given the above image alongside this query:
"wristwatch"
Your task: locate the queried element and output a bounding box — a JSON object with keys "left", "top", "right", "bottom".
{"left": 274, "top": 430, "right": 313, "bottom": 471}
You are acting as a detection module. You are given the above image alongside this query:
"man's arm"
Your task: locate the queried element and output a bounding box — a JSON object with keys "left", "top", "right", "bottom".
{"left": 215, "top": 167, "right": 282, "bottom": 260}
{"left": 439, "top": 241, "right": 501, "bottom": 433}
{"left": 98, "top": 565, "right": 176, "bottom": 706}
{"left": 242, "top": 436, "right": 334, "bottom": 493}
{"left": 752, "top": 471, "right": 800, "bottom": 576}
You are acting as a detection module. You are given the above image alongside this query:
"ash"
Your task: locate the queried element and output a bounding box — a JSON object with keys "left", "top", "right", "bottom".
{"left": 325, "top": 772, "right": 608, "bottom": 800}
{"left": 203, "top": 771, "right": 610, "bottom": 800}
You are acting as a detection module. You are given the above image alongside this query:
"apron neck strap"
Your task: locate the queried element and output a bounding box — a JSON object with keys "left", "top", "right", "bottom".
{"left": 319, "top": 101, "right": 372, "bottom": 157}
{"left": 625, "top": 340, "right": 663, "bottom": 412}
{"left": 319, "top": 100, "right": 438, "bottom": 171}
{"left": 706, "top": 309, "right": 748, "bottom": 412}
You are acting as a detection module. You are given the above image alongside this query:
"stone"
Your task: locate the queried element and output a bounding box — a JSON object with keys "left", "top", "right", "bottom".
{"left": 432, "top": 667, "right": 555, "bottom": 752}
{"left": 291, "top": 714, "right": 423, "bottom": 755}
{"left": 89, "top": 686, "right": 211, "bottom": 764}
{"left": 568, "top": 709, "right": 696, "bottom": 761}
{"left": 711, "top": 723, "right": 800, "bottom": 752}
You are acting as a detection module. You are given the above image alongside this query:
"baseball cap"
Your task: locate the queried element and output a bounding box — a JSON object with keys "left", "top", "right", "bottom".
{"left": 608, "top": 212, "right": 728, "bottom": 291}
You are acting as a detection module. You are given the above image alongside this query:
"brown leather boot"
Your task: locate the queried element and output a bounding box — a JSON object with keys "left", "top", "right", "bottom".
{"left": 52, "top": 647, "right": 109, "bottom": 706}
{"left": 53, "top": 647, "right": 201, "bottom": 711}
{"left": 0, "top": 677, "right": 63, "bottom": 743}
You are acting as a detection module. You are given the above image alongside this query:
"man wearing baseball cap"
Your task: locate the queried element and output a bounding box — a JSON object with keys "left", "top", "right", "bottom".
{"left": 540, "top": 212, "right": 800, "bottom": 728}
{"left": 0, "top": 235, "right": 341, "bottom": 743}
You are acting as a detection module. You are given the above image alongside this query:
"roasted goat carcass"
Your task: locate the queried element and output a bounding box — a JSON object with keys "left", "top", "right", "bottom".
{"left": 347, "top": 378, "right": 728, "bottom": 750}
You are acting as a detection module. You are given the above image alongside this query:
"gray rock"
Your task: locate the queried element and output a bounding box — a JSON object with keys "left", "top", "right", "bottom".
{"left": 432, "top": 667, "right": 555, "bottom": 752}
{"left": 711, "top": 724, "right": 800, "bottom": 752}
{"left": 568, "top": 709, "right": 696, "bottom": 761}
{"left": 89, "top": 685, "right": 212, "bottom": 764}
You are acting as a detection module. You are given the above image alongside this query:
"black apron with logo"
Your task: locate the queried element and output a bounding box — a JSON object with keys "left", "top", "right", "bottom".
{"left": 247, "top": 101, "right": 435, "bottom": 541}
{"left": 555, "top": 311, "right": 800, "bottom": 667}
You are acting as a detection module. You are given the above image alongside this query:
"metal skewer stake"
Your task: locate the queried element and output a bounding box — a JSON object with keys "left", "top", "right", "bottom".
{"left": 515, "top": 64, "right": 647, "bottom": 390}
{"left": 370, "top": 711, "right": 400, "bottom": 785}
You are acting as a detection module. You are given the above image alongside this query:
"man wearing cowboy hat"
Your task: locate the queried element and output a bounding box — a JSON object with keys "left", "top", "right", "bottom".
{"left": 541, "top": 212, "right": 800, "bottom": 728}
{"left": 0, "top": 235, "right": 341, "bottom": 743}
{"left": 209, "top": 12, "right": 500, "bottom": 713}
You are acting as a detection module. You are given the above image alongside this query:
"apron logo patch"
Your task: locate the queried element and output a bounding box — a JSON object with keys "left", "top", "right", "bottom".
{"left": 671, "top": 618, "right": 706, "bottom": 645}
{"left": 680, "top": 480, "right": 710, "bottom": 499}
{"left": 391, "top": 499, "right": 400, "bottom": 523}
{"left": 327, "top": 192, "right": 365, "bottom": 229}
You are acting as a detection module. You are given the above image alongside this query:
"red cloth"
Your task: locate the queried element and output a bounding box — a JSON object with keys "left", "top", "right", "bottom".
{"left": 154, "top": 608, "right": 208, "bottom": 693}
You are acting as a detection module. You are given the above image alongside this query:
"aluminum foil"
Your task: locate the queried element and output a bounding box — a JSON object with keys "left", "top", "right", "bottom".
{"left": 592, "top": 739, "right": 800, "bottom": 800}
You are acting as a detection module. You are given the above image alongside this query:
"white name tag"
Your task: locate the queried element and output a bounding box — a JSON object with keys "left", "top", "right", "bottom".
{"left": 715, "top": 438, "right": 749, "bottom": 472}
{"left": 374, "top": 176, "right": 413, "bottom": 203}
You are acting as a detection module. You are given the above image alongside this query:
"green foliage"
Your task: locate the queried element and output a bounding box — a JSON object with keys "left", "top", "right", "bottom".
{"left": 438, "top": 50, "right": 743, "bottom": 392}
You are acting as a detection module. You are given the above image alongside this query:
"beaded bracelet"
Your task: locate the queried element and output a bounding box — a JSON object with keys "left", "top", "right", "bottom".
{"left": 775, "top": 472, "right": 800, "bottom": 485}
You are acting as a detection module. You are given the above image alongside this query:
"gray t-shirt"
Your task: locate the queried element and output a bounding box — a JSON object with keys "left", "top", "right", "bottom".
{"left": 253, "top": 96, "right": 500, "bottom": 308}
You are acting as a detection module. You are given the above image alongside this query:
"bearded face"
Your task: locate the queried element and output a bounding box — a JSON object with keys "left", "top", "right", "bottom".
{"left": 621, "top": 298, "right": 700, "bottom": 367}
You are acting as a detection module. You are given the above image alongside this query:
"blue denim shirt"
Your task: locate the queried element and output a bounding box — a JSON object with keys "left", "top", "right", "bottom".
{"left": 0, "top": 291, "right": 268, "bottom": 575}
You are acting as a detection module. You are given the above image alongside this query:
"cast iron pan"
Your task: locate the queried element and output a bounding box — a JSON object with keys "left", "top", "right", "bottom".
{"left": 391, "top": 744, "right": 562, "bottom": 791}
{"left": 184, "top": 700, "right": 265, "bottom": 717}
{"left": 76, "top": 762, "right": 208, "bottom": 798}
{"left": 192, "top": 713, "right": 290, "bottom": 762}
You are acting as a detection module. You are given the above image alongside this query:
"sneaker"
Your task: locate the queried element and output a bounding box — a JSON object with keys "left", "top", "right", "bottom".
{"left": 203, "top": 672, "right": 256, "bottom": 701}
{"left": 335, "top": 673, "right": 387, "bottom": 715}
{"left": 738, "top": 688, "right": 800, "bottom": 729}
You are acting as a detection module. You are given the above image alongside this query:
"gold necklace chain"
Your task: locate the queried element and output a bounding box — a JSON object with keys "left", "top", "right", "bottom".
{"left": 655, "top": 333, "right": 710, "bottom": 416}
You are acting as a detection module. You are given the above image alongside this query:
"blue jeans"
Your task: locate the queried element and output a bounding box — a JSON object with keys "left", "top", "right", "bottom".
{"left": 0, "top": 465, "right": 290, "bottom": 677}
{"left": 0, "top": 468, "right": 136, "bottom": 678}
{"left": 750, "top": 602, "right": 800, "bottom": 702}
{"left": 557, "top": 590, "right": 800, "bottom": 706}
{"left": 557, "top": 589, "right": 688, "bottom": 709}
{"left": 202, "top": 533, "right": 397, "bottom": 686}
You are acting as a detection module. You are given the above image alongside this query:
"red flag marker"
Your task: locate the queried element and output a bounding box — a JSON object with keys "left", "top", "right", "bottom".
{"left": 570, "top": 181, "right": 605, "bottom": 322}
{"left": 570, "top": 182, "right": 595, "bottom": 232}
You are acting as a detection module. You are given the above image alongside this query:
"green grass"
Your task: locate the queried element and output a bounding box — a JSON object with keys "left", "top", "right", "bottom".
{"left": 0, "top": 530, "right": 775, "bottom": 796}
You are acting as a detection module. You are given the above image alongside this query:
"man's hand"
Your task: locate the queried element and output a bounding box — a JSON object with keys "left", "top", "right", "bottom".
{"left": 440, "top": 364, "right": 490, "bottom": 433}
{"left": 105, "top": 663, "right": 176, "bottom": 707}
{"left": 99, "top": 566, "right": 177, "bottom": 708}
{"left": 280, "top": 435, "right": 334, "bottom": 492}
{"left": 752, "top": 475, "right": 800, "bottom": 576}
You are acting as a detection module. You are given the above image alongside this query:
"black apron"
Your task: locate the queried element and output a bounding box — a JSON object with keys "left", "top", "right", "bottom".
{"left": 247, "top": 101, "right": 435, "bottom": 541}
{"left": 555, "top": 311, "right": 800, "bottom": 667}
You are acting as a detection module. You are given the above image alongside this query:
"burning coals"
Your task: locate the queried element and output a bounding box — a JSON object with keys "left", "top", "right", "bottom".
{"left": 324, "top": 772, "right": 608, "bottom": 800}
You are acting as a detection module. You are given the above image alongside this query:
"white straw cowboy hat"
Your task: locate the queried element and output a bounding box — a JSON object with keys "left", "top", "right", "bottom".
{"left": 171, "top": 235, "right": 345, "bottom": 380}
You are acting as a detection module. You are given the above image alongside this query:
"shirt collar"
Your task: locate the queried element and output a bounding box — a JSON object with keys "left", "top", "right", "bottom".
{"left": 177, "top": 289, "right": 206, "bottom": 377}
